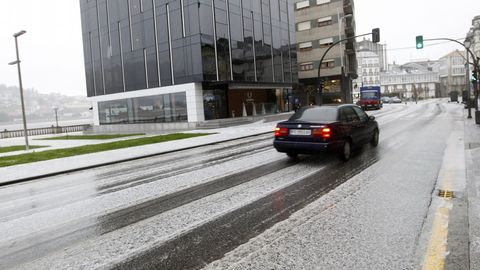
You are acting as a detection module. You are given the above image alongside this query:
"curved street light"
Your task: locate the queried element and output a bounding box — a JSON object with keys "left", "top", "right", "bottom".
{"left": 8, "top": 30, "right": 29, "bottom": 150}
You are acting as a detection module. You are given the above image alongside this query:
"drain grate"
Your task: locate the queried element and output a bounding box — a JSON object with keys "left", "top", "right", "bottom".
{"left": 438, "top": 190, "right": 454, "bottom": 198}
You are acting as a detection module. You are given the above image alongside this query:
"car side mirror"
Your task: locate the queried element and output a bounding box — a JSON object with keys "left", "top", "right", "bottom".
{"left": 369, "top": 115, "right": 375, "bottom": 121}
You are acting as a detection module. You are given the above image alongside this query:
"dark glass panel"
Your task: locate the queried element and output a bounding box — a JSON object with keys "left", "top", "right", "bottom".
{"left": 172, "top": 92, "right": 188, "bottom": 121}
{"left": 184, "top": 1, "right": 201, "bottom": 36}
{"left": 201, "top": 35, "right": 217, "bottom": 81}
{"left": 199, "top": 1, "right": 216, "bottom": 80}
{"left": 242, "top": 2, "right": 255, "bottom": 81}
{"left": 98, "top": 99, "right": 129, "bottom": 124}
{"left": 203, "top": 89, "right": 228, "bottom": 120}
{"left": 146, "top": 47, "right": 159, "bottom": 88}
{"left": 85, "top": 62, "right": 95, "bottom": 97}
{"left": 129, "top": 0, "right": 142, "bottom": 15}
{"left": 131, "top": 15, "right": 145, "bottom": 51}
{"left": 97, "top": 92, "right": 189, "bottom": 124}
{"left": 229, "top": 0, "right": 245, "bottom": 81}
{"left": 91, "top": 31, "right": 105, "bottom": 94}
{"left": 108, "top": 0, "right": 129, "bottom": 23}
{"left": 141, "top": 12, "right": 156, "bottom": 48}
{"left": 172, "top": 45, "right": 186, "bottom": 83}
{"left": 168, "top": 1, "right": 183, "bottom": 41}
{"left": 155, "top": 4, "right": 172, "bottom": 85}
{"left": 124, "top": 50, "right": 146, "bottom": 91}
{"left": 214, "top": 0, "right": 231, "bottom": 81}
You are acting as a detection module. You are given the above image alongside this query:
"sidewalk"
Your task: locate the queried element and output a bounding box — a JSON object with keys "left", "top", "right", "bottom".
{"left": 0, "top": 120, "right": 278, "bottom": 185}
{"left": 465, "top": 114, "right": 480, "bottom": 270}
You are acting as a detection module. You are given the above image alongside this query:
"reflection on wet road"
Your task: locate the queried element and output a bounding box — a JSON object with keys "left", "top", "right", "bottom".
{"left": 0, "top": 100, "right": 455, "bottom": 269}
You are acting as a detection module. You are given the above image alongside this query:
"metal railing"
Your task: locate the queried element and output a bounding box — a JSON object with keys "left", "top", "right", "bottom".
{"left": 0, "top": 124, "right": 91, "bottom": 139}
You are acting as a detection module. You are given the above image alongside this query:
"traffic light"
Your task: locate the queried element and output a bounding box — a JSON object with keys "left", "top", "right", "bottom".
{"left": 472, "top": 70, "right": 478, "bottom": 83}
{"left": 372, "top": 28, "right": 380, "bottom": 43}
{"left": 416, "top": 35, "right": 424, "bottom": 49}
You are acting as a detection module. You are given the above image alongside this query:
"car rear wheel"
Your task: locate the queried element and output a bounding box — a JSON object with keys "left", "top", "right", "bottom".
{"left": 371, "top": 129, "right": 379, "bottom": 147}
{"left": 340, "top": 140, "right": 351, "bottom": 161}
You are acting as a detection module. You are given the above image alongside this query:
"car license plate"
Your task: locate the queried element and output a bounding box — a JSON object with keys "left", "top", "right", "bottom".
{"left": 290, "top": 129, "right": 311, "bottom": 136}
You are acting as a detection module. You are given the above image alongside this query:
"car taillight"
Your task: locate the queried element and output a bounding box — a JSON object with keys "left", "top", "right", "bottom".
{"left": 274, "top": 127, "right": 289, "bottom": 137}
{"left": 313, "top": 127, "right": 332, "bottom": 139}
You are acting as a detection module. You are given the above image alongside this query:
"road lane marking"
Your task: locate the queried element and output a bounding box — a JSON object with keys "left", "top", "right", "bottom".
{"left": 422, "top": 197, "right": 451, "bottom": 270}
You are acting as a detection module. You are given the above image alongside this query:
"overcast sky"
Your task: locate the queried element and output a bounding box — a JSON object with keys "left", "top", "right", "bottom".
{"left": 1, "top": 1, "right": 479, "bottom": 97}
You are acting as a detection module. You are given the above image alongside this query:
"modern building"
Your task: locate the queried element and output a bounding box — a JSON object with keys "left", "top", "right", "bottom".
{"left": 380, "top": 62, "right": 439, "bottom": 99}
{"left": 438, "top": 50, "right": 467, "bottom": 97}
{"left": 294, "top": 0, "right": 357, "bottom": 105}
{"left": 80, "top": 0, "right": 298, "bottom": 129}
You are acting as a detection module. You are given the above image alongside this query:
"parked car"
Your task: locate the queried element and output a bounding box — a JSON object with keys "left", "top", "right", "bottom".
{"left": 381, "top": 97, "right": 391, "bottom": 103}
{"left": 389, "top": 97, "right": 402, "bottom": 103}
{"left": 273, "top": 104, "right": 379, "bottom": 161}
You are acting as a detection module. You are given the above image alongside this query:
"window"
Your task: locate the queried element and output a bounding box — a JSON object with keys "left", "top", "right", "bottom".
{"left": 290, "top": 107, "right": 338, "bottom": 122}
{"left": 300, "top": 62, "right": 314, "bottom": 71}
{"left": 320, "top": 60, "right": 334, "bottom": 69}
{"left": 296, "top": 0, "right": 310, "bottom": 10}
{"left": 318, "top": 17, "right": 332, "bottom": 27}
{"left": 299, "top": 42, "right": 313, "bottom": 51}
{"left": 340, "top": 107, "right": 359, "bottom": 122}
{"left": 297, "top": 21, "right": 311, "bottom": 31}
{"left": 319, "top": 37, "right": 333, "bottom": 48}
{"left": 317, "top": 0, "right": 331, "bottom": 5}
{"left": 352, "top": 106, "right": 368, "bottom": 122}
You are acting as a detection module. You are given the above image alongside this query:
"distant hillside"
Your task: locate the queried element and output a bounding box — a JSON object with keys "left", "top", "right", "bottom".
{"left": 0, "top": 84, "right": 92, "bottom": 123}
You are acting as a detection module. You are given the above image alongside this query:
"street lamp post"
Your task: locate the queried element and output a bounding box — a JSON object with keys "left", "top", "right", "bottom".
{"left": 337, "top": 10, "right": 353, "bottom": 67}
{"left": 53, "top": 106, "right": 59, "bottom": 127}
{"left": 337, "top": 11, "right": 353, "bottom": 103}
{"left": 8, "top": 30, "right": 29, "bottom": 150}
{"left": 465, "top": 39, "right": 472, "bottom": 119}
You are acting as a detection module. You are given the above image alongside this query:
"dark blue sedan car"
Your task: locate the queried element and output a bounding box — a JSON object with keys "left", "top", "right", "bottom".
{"left": 273, "top": 104, "right": 379, "bottom": 161}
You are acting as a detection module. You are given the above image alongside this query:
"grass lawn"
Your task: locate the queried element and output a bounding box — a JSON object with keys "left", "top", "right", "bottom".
{"left": 38, "top": 133, "right": 145, "bottom": 140}
{"left": 0, "top": 145, "right": 48, "bottom": 154}
{"left": 0, "top": 133, "right": 211, "bottom": 167}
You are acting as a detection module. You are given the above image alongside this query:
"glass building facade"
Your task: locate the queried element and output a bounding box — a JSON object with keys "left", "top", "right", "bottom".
{"left": 80, "top": 0, "right": 298, "bottom": 124}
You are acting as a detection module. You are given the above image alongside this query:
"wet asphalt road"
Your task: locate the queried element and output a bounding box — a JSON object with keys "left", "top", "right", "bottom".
{"left": 0, "top": 100, "right": 462, "bottom": 269}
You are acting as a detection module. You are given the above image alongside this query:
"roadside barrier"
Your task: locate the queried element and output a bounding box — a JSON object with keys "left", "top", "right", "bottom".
{"left": 0, "top": 124, "right": 91, "bottom": 139}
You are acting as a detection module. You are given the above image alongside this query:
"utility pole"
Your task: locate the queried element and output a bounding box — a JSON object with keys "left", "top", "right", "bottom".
{"left": 8, "top": 30, "right": 29, "bottom": 150}
{"left": 466, "top": 51, "right": 472, "bottom": 118}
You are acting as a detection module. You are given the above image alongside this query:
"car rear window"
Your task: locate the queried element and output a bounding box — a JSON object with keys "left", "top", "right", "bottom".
{"left": 289, "top": 107, "right": 338, "bottom": 122}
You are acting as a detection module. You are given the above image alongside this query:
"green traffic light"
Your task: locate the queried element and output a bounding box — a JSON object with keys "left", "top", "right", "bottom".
{"left": 416, "top": 35, "right": 423, "bottom": 49}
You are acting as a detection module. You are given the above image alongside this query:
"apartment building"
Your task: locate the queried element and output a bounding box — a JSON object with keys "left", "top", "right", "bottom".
{"left": 438, "top": 51, "right": 467, "bottom": 96}
{"left": 380, "top": 62, "right": 439, "bottom": 99}
{"left": 294, "top": 0, "right": 357, "bottom": 105}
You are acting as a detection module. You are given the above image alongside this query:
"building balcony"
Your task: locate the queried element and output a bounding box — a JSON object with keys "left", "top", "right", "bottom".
{"left": 345, "top": 18, "right": 355, "bottom": 36}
